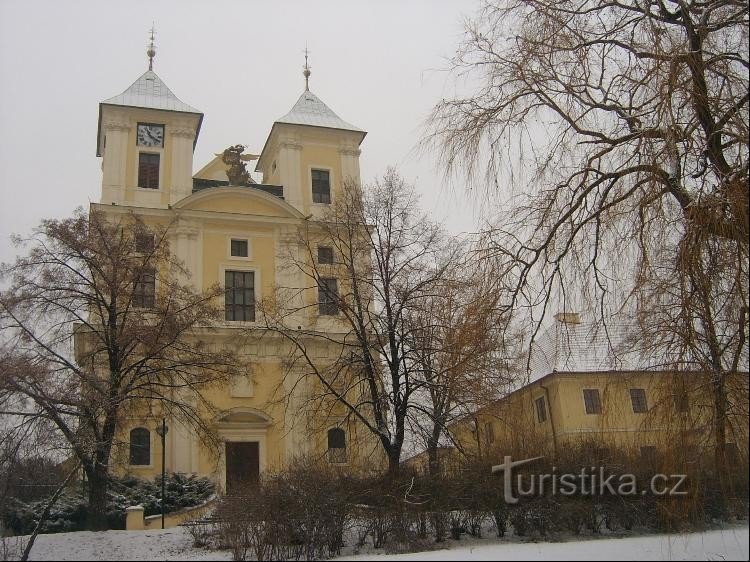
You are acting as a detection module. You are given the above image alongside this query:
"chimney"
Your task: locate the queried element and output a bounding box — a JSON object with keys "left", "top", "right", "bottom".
{"left": 554, "top": 311, "right": 582, "bottom": 324}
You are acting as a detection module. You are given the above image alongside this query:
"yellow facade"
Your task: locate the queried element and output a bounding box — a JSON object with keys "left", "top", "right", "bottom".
{"left": 449, "top": 370, "right": 749, "bottom": 468}
{"left": 90, "top": 65, "right": 381, "bottom": 491}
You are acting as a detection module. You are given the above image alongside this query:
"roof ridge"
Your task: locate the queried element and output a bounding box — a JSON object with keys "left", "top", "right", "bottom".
{"left": 275, "top": 89, "right": 363, "bottom": 133}
{"left": 101, "top": 70, "right": 201, "bottom": 114}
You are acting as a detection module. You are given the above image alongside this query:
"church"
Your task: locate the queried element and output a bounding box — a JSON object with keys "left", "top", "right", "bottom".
{"left": 91, "top": 43, "right": 378, "bottom": 492}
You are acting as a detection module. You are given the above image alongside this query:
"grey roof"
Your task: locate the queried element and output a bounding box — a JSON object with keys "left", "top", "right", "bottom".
{"left": 101, "top": 70, "right": 201, "bottom": 114}
{"left": 527, "top": 318, "right": 661, "bottom": 382}
{"left": 275, "top": 90, "right": 363, "bottom": 133}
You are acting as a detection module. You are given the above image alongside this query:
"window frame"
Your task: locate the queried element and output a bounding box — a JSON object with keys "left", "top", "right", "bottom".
{"left": 582, "top": 388, "right": 602, "bottom": 415}
{"left": 535, "top": 395, "right": 547, "bottom": 423}
{"left": 135, "top": 232, "right": 155, "bottom": 254}
{"left": 318, "top": 277, "right": 339, "bottom": 316}
{"left": 483, "top": 421, "right": 495, "bottom": 446}
{"left": 133, "top": 267, "right": 156, "bottom": 309}
{"left": 129, "top": 427, "right": 152, "bottom": 467}
{"left": 137, "top": 152, "right": 161, "bottom": 189}
{"left": 629, "top": 388, "right": 648, "bottom": 413}
{"left": 311, "top": 168, "right": 332, "bottom": 204}
{"left": 230, "top": 238, "right": 250, "bottom": 259}
{"left": 224, "top": 269, "right": 256, "bottom": 322}
{"left": 317, "top": 246, "right": 334, "bottom": 265}
{"left": 327, "top": 427, "right": 347, "bottom": 465}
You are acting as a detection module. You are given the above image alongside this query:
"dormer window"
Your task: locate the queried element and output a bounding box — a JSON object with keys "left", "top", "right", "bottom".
{"left": 138, "top": 153, "right": 160, "bottom": 189}
{"left": 312, "top": 169, "right": 331, "bottom": 204}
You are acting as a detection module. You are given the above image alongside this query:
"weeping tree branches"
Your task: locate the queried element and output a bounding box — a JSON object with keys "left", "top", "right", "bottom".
{"left": 425, "top": 0, "right": 748, "bottom": 496}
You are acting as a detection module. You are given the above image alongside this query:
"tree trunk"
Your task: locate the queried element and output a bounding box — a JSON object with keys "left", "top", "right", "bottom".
{"left": 426, "top": 422, "right": 442, "bottom": 477}
{"left": 712, "top": 372, "right": 729, "bottom": 513}
{"left": 86, "top": 466, "right": 110, "bottom": 531}
{"left": 386, "top": 448, "right": 401, "bottom": 478}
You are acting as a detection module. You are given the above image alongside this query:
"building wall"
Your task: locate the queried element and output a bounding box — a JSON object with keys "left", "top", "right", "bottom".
{"left": 450, "top": 371, "right": 749, "bottom": 466}
{"left": 89, "top": 102, "right": 383, "bottom": 490}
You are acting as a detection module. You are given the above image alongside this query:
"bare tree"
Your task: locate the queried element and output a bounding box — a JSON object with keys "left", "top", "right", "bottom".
{"left": 0, "top": 209, "right": 239, "bottom": 529}
{"left": 425, "top": 0, "right": 748, "bottom": 496}
{"left": 405, "top": 247, "right": 518, "bottom": 475}
{"left": 259, "top": 170, "right": 452, "bottom": 476}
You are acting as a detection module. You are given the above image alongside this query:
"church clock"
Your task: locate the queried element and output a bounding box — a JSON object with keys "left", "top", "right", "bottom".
{"left": 137, "top": 123, "right": 164, "bottom": 147}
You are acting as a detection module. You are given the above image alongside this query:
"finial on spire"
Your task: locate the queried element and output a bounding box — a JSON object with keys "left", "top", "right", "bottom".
{"left": 302, "top": 46, "right": 311, "bottom": 91}
{"left": 147, "top": 24, "right": 156, "bottom": 71}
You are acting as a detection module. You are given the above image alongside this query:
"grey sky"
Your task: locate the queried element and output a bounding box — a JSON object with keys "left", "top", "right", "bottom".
{"left": 0, "top": 0, "right": 482, "bottom": 265}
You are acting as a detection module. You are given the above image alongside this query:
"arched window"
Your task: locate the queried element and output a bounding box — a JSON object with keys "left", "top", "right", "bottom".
{"left": 129, "top": 427, "right": 151, "bottom": 466}
{"left": 327, "top": 427, "right": 347, "bottom": 464}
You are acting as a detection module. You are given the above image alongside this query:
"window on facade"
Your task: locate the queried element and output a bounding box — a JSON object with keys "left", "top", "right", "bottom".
{"left": 630, "top": 388, "right": 648, "bottom": 413}
{"left": 318, "top": 246, "right": 334, "bottom": 264}
{"left": 327, "top": 427, "right": 347, "bottom": 464}
{"left": 535, "top": 396, "right": 547, "bottom": 423}
{"left": 231, "top": 239, "right": 249, "bottom": 258}
{"left": 484, "top": 422, "right": 495, "bottom": 446}
{"left": 135, "top": 232, "right": 155, "bottom": 254}
{"left": 583, "top": 389, "right": 602, "bottom": 414}
{"left": 318, "top": 278, "right": 339, "bottom": 315}
{"left": 138, "top": 153, "right": 160, "bottom": 189}
{"left": 225, "top": 271, "right": 255, "bottom": 321}
{"left": 312, "top": 169, "right": 331, "bottom": 204}
{"left": 129, "top": 427, "right": 151, "bottom": 465}
{"left": 726, "top": 442, "right": 741, "bottom": 465}
{"left": 592, "top": 446, "right": 609, "bottom": 465}
{"left": 674, "top": 391, "right": 690, "bottom": 413}
{"left": 133, "top": 268, "right": 156, "bottom": 308}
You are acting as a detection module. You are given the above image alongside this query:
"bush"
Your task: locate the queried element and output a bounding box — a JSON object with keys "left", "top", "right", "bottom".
{"left": 2, "top": 472, "right": 214, "bottom": 535}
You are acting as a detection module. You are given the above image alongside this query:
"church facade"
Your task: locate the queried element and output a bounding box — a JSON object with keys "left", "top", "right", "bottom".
{"left": 91, "top": 54, "right": 379, "bottom": 491}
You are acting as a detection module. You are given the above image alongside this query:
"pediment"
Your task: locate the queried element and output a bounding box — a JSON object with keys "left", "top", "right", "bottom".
{"left": 215, "top": 407, "right": 273, "bottom": 428}
{"left": 174, "top": 186, "right": 304, "bottom": 219}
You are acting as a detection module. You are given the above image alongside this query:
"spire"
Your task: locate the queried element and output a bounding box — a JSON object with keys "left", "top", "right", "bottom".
{"left": 302, "top": 46, "right": 311, "bottom": 91}
{"left": 147, "top": 25, "right": 156, "bottom": 71}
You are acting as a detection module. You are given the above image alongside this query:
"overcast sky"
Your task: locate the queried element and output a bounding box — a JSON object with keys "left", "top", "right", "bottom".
{"left": 0, "top": 0, "right": 484, "bottom": 265}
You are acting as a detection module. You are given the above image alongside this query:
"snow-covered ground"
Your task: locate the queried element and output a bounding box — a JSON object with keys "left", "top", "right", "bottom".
{"left": 8, "top": 523, "right": 748, "bottom": 561}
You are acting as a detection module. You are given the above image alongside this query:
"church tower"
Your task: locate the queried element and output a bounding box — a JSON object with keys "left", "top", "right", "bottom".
{"left": 255, "top": 53, "right": 366, "bottom": 217}
{"left": 96, "top": 33, "right": 203, "bottom": 208}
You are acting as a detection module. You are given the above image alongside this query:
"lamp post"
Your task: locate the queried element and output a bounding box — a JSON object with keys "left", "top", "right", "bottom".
{"left": 155, "top": 418, "right": 169, "bottom": 529}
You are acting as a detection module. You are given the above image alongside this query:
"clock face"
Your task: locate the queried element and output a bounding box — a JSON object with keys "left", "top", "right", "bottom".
{"left": 137, "top": 123, "right": 164, "bottom": 147}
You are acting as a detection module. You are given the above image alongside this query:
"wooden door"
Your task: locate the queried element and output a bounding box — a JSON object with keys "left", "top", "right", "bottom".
{"left": 225, "top": 441, "right": 259, "bottom": 494}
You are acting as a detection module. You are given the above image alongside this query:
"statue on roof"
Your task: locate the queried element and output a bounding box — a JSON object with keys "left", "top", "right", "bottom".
{"left": 220, "top": 145, "right": 258, "bottom": 186}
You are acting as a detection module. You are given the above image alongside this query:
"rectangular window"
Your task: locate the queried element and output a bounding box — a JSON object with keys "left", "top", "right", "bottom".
{"left": 318, "top": 246, "right": 334, "bottom": 264}
{"left": 535, "top": 396, "right": 547, "bottom": 423}
{"left": 312, "top": 169, "right": 331, "bottom": 204}
{"left": 327, "top": 428, "right": 347, "bottom": 464}
{"left": 726, "top": 442, "right": 741, "bottom": 464}
{"left": 484, "top": 422, "right": 495, "bottom": 445}
{"left": 231, "top": 239, "right": 249, "bottom": 258}
{"left": 583, "top": 389, "right": 602, "bottom": 414}
{"left": 133, "top": 268, "right": 156, "bottom": 308}
{"left": 675, "top": 391, "right": 689, "bottom": 413}
{"left": 135, "top": 232, "right": 155, "bottom": 254}
{"left": 138, "top": 153, "right": 160, "bottom": 189}
{"left": 630, "top": 388, "right": 648, "bottom": 413}
{"left": 225, "top": 270, "right": 255, "bottom": 322}
{"left": 318, "top": 278, "right": 339, "bottom": 315}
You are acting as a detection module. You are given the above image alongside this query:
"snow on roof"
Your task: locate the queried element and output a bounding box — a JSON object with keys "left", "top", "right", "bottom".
{"left": 101, "top": 70, "right": 201, "bottom": 114}
{"left": 527, "top": 314, "right": 661, "bottom": 381}
{"left": 275, "top": 90, "right": 363, "bottom": 133}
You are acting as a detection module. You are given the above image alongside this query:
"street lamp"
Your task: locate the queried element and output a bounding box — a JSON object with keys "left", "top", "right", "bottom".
{"left": 155, "top": 418, "right": 169, "bottom": 529}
